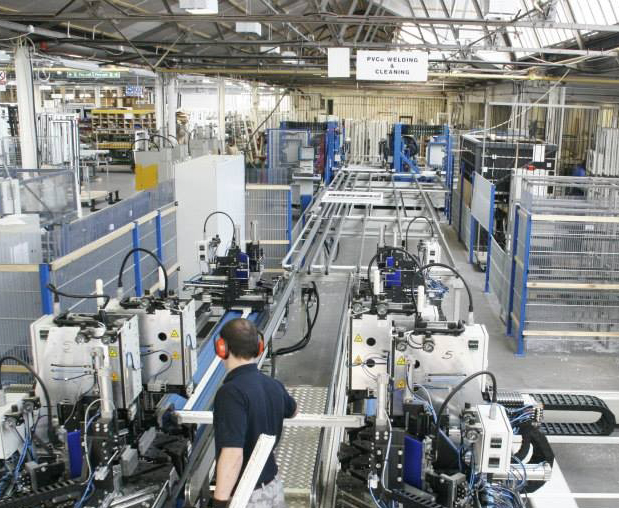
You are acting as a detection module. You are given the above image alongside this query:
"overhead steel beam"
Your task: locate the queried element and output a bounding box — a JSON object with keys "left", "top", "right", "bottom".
{"left": 19, "top": 35, "right": 616, "bottom": 58}
{"left": 5, "top": 13, "right": 619, "bottom": 33}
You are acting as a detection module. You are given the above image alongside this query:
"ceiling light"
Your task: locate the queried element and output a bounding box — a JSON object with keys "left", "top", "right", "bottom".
{"left": 179, "top": 0, "right": 218, "bottom": 14}
{"left": 236, "top": 22, "right": 262, "bottom": 36}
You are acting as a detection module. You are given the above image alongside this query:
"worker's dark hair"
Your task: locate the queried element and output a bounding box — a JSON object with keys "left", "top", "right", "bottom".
{"left": 220, "top": 318, "right": 260, "bottom": 360}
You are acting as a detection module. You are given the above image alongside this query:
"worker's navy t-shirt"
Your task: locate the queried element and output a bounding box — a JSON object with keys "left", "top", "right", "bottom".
{"left": 213, "top": 363, "right": 297, "bottom": 488}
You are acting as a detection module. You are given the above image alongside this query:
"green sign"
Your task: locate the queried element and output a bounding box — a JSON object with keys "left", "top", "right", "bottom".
{"left": 65, "top": 71, "right": 122, "bottom": 79}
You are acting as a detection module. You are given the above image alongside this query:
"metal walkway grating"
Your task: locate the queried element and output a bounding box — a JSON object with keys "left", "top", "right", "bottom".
{"left": 276, "top": 385, "right": 328, "bottom": 507}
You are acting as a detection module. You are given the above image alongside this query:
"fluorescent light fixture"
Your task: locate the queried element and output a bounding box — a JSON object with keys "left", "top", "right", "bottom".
{"left": 236, "top": 22, "right": 262, "bottom": 36}
{"left": 179, "top": 0, "right": 218, "bottom": 14}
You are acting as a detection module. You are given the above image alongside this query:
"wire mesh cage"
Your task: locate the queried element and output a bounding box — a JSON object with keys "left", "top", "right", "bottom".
{"left": 513, "top": 176, "right": 619, "bottom": 351}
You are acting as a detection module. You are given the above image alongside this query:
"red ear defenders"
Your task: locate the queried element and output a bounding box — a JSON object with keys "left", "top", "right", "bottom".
{"left": 214, "top": 331, "right": 265, "bottom": 360}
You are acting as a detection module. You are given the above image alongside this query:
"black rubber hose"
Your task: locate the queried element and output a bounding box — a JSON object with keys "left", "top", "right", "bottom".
{"left": 202, "top": 211, "right": 236, "bottom": 244}
{"left": 413, "top": 263, "right": 474, "bottom": 314}
{"left": 47, "top": 283, "right": 110, "bottom": 310}
{"left": 405, "top": 216, "right": 435, "bottom": 251}
{"left": 0, "top": 355, "right": 56, "bottom": 445}
{"left": 149, "top": 134, "right": 176, "bottom": 148}
{"left": 117, "top": 248, "right": 168, "bottom": 297}
{"left": 272, "top": 281, "right": 319, "bottom": 357}
{"left": 434, "top": 370, "right": 498, "bottom": 439}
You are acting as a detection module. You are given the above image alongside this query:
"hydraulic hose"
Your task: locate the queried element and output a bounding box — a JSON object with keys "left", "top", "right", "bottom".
{"left": 0, "top": 355, "right": 56, "bottom": 445}
{"left": 117, "top": 247, "right": 168, "bottom": 297}
{"left": 404, "top": 216, "right": 435, "bottom": 251}
{"left": 47, "top": 283, "right": 110, "bottom": 310}
{"left": 149, "top": 134, "right": 177, "bottom": 148}
{"left": 413, "top": 262, "right": 474, "bottom": 324}
{"left": 271, "top": 282, "right": 319, "bottom": 376}
{"left": 202, "top": 211, "right": 236, "bottom": 244}
{"left": 434, "top": 369, "right": 498, "bottom": 445}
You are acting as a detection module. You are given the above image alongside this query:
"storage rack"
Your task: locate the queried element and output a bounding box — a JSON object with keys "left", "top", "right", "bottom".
{"left": 92, "top": 108, "right": 156, "bottom": 165}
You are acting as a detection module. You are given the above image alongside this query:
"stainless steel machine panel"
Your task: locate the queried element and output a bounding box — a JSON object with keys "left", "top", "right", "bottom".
{"left": 351, "top": 314, "right": 489, "bottom": 408}
{"left": 30, "top": 314, "right": 142, "bottom": 412}
{"left": 136, "top": 300, "right": 198, "bottom": 393}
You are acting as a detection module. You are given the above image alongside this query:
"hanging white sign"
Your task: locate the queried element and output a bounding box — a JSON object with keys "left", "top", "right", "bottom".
{"left": 356, "top": 51, "right": 428, "bottom": 82}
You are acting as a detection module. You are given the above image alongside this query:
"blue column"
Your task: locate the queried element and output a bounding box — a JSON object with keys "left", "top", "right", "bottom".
{"left": 393, "top": 123, "right": 403, "bottom": 173}
{"left": 469, "top": 216, "right": 476, "bottom": 264}
{"left": 516, "top": 213, "right": 533, "bottom": 356}
{"left": 155, "top": 211, "right": 164, "bottom": 261}
{"left": 457, "top": 164, "right": 464, "bottom": 241}
{"left": 507, "top": 207, "right": 521, "bottom": 336}
{"left": 287, "top": 190, "right": 292, "bottom": 246}
{"left": 132, "top": 222, "right": 143, "bottom": 296}
{"left": 38, "top": 263, "right": 53, "bottom": 314}
{"left": 484, "top": 185, "right": 496, "bottom": 293}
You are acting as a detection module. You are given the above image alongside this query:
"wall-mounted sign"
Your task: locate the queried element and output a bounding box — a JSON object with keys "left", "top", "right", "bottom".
{"left": 66, "top": 71, "right": 121, "bottom": 79}
{"left": 356, "top": 51, "right": 428, "bottom": 82}
{"left": 126, "top": 85, "right": 144, "bottom": 97}
{"left": 328, "top": 48, "right": 350, "bottom": 78}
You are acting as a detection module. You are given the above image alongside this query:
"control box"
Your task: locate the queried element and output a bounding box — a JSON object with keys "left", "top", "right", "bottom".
{"left": 473, "top": 404, "right": 513, "bottom": 475}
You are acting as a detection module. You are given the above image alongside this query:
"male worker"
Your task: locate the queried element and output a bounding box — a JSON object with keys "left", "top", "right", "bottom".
{"left": 212, "top": 318, "right": 297, "bottom": 507}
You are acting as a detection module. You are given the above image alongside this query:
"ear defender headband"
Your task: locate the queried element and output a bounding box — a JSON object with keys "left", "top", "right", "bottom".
{"left": 214, "top": 330, "right": 265, "bottom": 360}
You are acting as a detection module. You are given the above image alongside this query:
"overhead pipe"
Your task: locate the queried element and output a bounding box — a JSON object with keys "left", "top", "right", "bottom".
{"left": 153, "top": 67, "right": 619, "bottom": 85}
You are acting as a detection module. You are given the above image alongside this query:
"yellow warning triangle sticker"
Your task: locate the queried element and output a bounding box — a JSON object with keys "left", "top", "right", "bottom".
{"left": 170, "top": 329, "right": 179, "bottom": 338}
{"left": 354, "top": 334, "right": 363, "bottom": 343}
{"left": 172, "top": 351, "right": 180, "bottom": 360}
{"left": 396, "top": 356, "right": 406, "bottom": 366}
{"left": 396, "top": 379, "right": 406, "bottom": 389}
{"left": 354, "top": 355, "right": 363, "bottom": 365}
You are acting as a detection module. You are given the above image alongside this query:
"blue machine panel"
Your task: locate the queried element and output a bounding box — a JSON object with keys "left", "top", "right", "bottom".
{"left": 404, "top": 436, "right": 424, "bottom": 489}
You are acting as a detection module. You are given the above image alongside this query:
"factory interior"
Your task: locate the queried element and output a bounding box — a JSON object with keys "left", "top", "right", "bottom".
{"left": 2, "top": 1, "right": 619, "bottom": 507}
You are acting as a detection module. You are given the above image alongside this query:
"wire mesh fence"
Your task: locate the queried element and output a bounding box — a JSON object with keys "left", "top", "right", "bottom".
{"left": 512, "top": 176, "right": 619, "bottom": 352}
{"left": 265, "top": 129, "right": 310, "bottom": 184}
{"left": 0, "top": 269, "right": 41, "bottom": 373}
{"left": 488, "top": 236, "right": 510, "bottom": 320}
{"left": 246, "top": 185, "right": 291, "bottom": 270}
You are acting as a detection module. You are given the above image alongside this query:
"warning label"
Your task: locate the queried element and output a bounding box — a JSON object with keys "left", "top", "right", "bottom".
{"left": 354, "top": 334, "right": 363, "bottom": 343}
{"left": 109, "top": 348, "right": 118, "bottom": 358}
{"left": 170, "top": 329, "right": 179, "bottom": 338}
{"left": 396, "top": 356, "right": 406, "bottom": 366}
{"left": 354, "top": 355, "right": 363, "bottom": 365}
{"left": 172, "top": 351, "right": 180, "bottom": 360}
{"left": 111, "top": 372, "right": 119, "bottom": 382}
{"left": 396, "top": 379, "right": 406, "bottom": 389}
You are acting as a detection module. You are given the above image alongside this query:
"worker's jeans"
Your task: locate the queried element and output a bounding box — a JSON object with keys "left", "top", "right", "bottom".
{"left": 246, "top": 474, "right": 287, "bottom": 508}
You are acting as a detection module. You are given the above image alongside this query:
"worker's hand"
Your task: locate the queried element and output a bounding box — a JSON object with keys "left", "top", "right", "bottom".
{"left": 212, "top": 499, "right": 229, "bottom": 508}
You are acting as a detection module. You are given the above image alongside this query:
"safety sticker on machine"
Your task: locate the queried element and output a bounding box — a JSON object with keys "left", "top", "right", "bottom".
{"left": 396, "top": 380, "right": 406, "bottom": 389}
{"left": 396, "top": 356, "right": 406, "bottom": 366}
{"left": 172, "top": 351, "right": 180, "bottom": 360}
{"left": 109, "top": 348, "right": 118, "bottom": 358}
{"left": 111, "top": 372, "right": 119, "bottom": 382}
{"left": 171, "top": 329, "right": 180, "bottom": 338}
{"left": 354, "top": 355, "right": 363, "bottom": 365}
{"left": 354, "top": 334, "right": 363, "bottom": 343}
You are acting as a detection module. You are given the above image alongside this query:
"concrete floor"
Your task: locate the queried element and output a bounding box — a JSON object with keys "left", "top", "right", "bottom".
{"left": 97, "top": 171, "right": 619, "bottom": 506}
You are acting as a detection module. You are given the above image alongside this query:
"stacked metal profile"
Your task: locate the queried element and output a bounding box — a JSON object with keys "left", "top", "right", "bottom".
{"left": 245, "top": 185, "right": 291, "bottom": 270}
{"left": 514, "top": 176, "right": 619, "bottom": 352}
{"left": 588, "top": 126, "right": 619, "bottom": 177}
